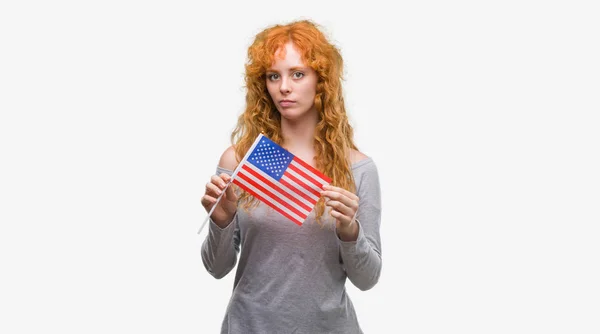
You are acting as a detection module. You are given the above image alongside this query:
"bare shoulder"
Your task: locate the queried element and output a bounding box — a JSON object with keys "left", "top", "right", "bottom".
{"left": 218, "top": 145, "right": 238, "bottom": 171}
{"left": 350, "top": 149, "right": 369, "bottom": 164}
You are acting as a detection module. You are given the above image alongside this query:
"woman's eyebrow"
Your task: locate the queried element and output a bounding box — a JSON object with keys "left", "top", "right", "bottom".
{"left": 266, "top": 66, "right": 308, "bottom": 73}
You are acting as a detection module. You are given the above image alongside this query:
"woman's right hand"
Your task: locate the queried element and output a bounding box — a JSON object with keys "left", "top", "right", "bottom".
{"left": 200, "top": 173, "right": 238, "bottom": 228}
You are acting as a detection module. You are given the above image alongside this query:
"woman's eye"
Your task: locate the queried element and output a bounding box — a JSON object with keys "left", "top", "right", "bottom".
{"left": 267, "top": 73, "right": 279, "bottom": 80}
{"left": 293, "top": 72, "right": 304, "bottom": 79}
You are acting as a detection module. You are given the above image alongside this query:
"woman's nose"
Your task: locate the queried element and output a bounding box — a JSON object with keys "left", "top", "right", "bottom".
{"left": 279, "top": 78, "right": 291, "bottom": 94}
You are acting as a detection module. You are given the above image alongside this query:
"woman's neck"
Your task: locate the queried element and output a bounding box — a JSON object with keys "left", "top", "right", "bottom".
{"left": 280, "top": 112, "right": 318, "bottom": 162}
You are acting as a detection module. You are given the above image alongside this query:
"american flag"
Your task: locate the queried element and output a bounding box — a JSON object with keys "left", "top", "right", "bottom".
{"left": 231, "top": 134, "right": 332, "bottom": 226}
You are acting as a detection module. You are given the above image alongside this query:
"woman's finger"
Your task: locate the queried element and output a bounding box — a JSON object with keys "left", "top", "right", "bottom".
{"left": 321, "top": 190, "right": 359, "bottom": 211}
{"left": 323, "top": 185, "right": 358, "bottom": 201}
{"left": 330, "top": 209, "right": 353, "bottom": 226}
{"left": 200, "top": 194, "right": 217, "bottom": 210}
{"left": 211, "top": 175, "right": 227, "bottom": 189}
{"left": 325, "top": 200, "right": 354, "bottom": 217}
{"left": 205, "top": 182, "right": 222, "bottom": 197}
{"left": 219, "top": 173, "right": 232, "bottom": 184}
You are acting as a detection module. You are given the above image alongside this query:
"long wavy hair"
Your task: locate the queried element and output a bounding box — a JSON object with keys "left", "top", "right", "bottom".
{"left": 231, "top": 19, "right": 357, "bottom": 223}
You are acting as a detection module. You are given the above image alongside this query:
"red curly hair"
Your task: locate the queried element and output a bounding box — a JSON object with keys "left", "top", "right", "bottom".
{"left": 231, "top": 19, "right": 357, "bottom": 223}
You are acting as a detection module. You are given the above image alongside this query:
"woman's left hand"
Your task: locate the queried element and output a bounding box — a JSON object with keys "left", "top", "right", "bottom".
{"left": 321, "top": 185, "right": 360, "bottom": 241}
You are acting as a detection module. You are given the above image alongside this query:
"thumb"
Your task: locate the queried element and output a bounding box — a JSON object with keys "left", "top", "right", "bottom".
{"left": 224, "top": 181, "right": 238, "bottom": 201}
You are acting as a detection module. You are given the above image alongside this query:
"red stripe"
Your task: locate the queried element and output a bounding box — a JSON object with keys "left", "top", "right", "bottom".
{"left": 233, "top": 178, "right": 303, "bottom": 226}
{"left": 280, "top": 178, "right": 315, "bottom": 204}
{"left": 288, "top": 163, "right": 324, "bottom": 191}
{"left": 237, "top": 171, "right": 307, "bottom": 220}
{"left": 241, "top": 164, "right": 311, "bottom": 212}
{"left": 285, "top": 171, "right": 321, "bottom": 198}
{"left": 291, "top": 157, "right": 331, "bottom": 183}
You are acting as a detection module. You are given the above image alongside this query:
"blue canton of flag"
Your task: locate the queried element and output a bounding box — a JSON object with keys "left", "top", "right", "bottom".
{"left": 247, "top": 136, "right": 294, "bottom": 181}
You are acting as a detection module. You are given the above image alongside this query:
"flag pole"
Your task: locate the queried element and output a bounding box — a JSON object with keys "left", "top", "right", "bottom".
{"left": 197, "top": 134, "right": 265, "bottom": 235}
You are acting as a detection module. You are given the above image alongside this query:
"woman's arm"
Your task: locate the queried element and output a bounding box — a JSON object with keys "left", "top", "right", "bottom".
{"left": 200, "top": 147, "right": 241, "bottom": 279}
{"left": 337, "top": 159, "right": 383, "bottom": 291}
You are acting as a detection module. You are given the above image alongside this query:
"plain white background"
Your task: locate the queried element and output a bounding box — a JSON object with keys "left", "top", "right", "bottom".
{"left": 1, "top": 0, "right": 599, "bottom": 333}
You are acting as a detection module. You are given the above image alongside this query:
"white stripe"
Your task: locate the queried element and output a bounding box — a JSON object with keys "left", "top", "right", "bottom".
{"left": 286, "top": 168, "right": 322, "bottom": 194}
{"left": 238, "top": 169, "right": 310, "bottom": 216}
{"left": 290, "top": 160, "right": 329, "bottom": 187}
{"left": 235, "top": 176, "right": 304, "bottom": 224}
{"left": 245, "top": 162, "right": 314, "bottom": 208}
{"left": 281, "top": 174, "right": 320, "bottom": 202}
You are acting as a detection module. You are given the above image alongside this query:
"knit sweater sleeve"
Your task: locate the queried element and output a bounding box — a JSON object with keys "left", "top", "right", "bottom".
{"left": 201, "top": 167, "right": 241, "bottom": 279}
{"left": 337, "top": 159, "right": 383, "bottom": 291}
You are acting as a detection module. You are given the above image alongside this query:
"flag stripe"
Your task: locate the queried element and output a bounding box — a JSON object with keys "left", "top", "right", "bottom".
{"left": 237, "top": 172, "right": 307, "bottom": 220}
{"left": 233, "top": 177, "right": 304, "bottom": 225}
{"left": 242, "top": 163, "right": 312, "bottom": 212}
{"left": 290, "top": 159, "right": 330, "bottom": 188}
{"left": 279, "top": 178, "right": 316, "bottom": 204}
{"left": 284, "top": 171, "right": 321, "bottom": 198}
{"left": 288, "top": 161, "right": 325, "bottom": 192}
{"left": 291, "top": 156, "right": 331, "bottom": 183}
{"left": 240, "top": 165, "right": 311, "bottom": 216}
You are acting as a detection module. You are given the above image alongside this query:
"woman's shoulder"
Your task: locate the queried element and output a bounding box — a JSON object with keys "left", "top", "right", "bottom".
{"left": 350, "top": 149, "right": 377, "bottom": 174}
{"left": 218, "top": 145, "right": 238, "bottom": 171}
{"left": 350, "top": 150, "right": 380, "bottom": 192}
{"left": 350, "top": 149, "right": 370, "bottom": 165}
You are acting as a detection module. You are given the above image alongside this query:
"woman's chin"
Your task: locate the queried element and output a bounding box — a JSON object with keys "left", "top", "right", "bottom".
{"left": 278, "top": 107, "right": 317, "bottom": 122}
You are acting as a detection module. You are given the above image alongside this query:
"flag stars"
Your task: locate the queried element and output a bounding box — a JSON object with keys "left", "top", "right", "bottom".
{"left": 249, "top": 138, "right": 296, "bottom": 179}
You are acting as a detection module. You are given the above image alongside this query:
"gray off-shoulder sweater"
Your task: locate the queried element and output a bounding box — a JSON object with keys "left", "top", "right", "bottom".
{"left": 201, "top": 157, "right": 382, "bottom": 334}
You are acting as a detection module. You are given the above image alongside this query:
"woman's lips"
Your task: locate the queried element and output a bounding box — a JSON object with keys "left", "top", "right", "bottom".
{"left": 279, "top": 101, "right": 296, "bottom": 107}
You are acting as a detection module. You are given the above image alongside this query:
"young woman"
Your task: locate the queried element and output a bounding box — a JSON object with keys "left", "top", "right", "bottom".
{"left": 200, "top": 19, "right": 382, "bottom": 334}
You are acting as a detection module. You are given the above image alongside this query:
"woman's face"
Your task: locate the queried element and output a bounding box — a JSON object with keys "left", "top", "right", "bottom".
{"left": 266, "top": 42, "right": 318, "bottom": 122}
